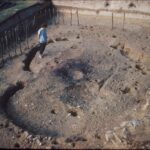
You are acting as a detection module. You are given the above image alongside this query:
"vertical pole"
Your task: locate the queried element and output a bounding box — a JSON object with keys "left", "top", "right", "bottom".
{"left": 57, "top": 10, "right": 59, "bottom": 24}
{"left": 123, "top": 12, "right": 126, "bottom": 31}
{"left": 49, "top": 8, "right": 51, "bottom": 20}
{"left": 70, "top": 8, "right": 72, "bottom": 26}
{"left": 25, "top": 22, "right": 29, "bottom": 49}
{"left": 62, "top": 11, "right": 65, "bottom": 25}
{"left": 77, "top": 9, "right": 80, "bottom": 26}
{"left": 45, "top": 8, "right": 47, "bottom": 18}
{"left": 13, "top": 28, "right": 17, "bottom": 55}
{"left": 5, "top": 30, "right": 11, "bottom": 58}
{"left": 1, "top": 37, "right": 4, "bottom": 64}
{"left": 14, "top": 27, "right": 18, "bottom": 54}
{"left": 18, "top": 25, "right": 22, "bottom": 54}
{"left": 54, "top": 8, "right": 57, "bottom": 25}
{"left": 112, "top": 12, "right": 114, "bottom": 30}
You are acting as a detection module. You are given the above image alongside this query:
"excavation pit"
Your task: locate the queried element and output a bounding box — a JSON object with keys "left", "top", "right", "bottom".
{"left": 0, "top": 16, "right": 150, "bottom": 149}
{"left": 54, "top": 59, "right": 92, "bottom": 84}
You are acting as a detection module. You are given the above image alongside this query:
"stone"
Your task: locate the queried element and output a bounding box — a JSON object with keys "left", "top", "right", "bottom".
{"left": 110, "top": 40, "right": 120, "bottom": 49}
{"left": 121, "top": 87, "right": 130, "bottom": 94}
{"left": 122, "top": 127, "right": 131, "bottom": 139}
{"left": 4, "top": 121, "right": 9, "bottom": 128}
{"left": 14, "top": 143, "right": 20, "bottom": 148}
{"left": 77, "top": 35, "right": 80, "bottom": 39}
{"left": 72, "top": 70, "right": 84, "bottom": 80}
{"left": 36, "top": 139, "right": 42, "bottom": 146}
{"left": 55, "top": 37, "right": 68, "bottom": 42}
{"left": 105, "top": 130, "right": 114, "bottom": 142}
{"left": 27, "top": 134, "right": 33, "bottom": 140}
{"left": 48, "top": 39, "right": 55, "bottom": 43}
{"left": 48, "top": 137, "right": 52, "bottom": 141}
{"left": 23, "top": 131, "right": 29, "bottom": 138}
{"left": 71, "top": 45, "right": 78, "bottom": 49}
{"left": 95, "top": 133, "right": 101, "bottom": 139}
{"left": 113, "top": 132, "right": 122, "bottom": 143}
{"left": 129, "top": 120, "right": 143, "bottom": 128}
{"left": 65, "top": 135, "right": 87, "bottom": 143}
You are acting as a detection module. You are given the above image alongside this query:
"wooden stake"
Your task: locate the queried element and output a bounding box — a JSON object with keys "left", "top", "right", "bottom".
{"left": 63, "top": 13, "right": 65, "bottom": 24}
{"left": 12, "top": 28, "right": 17, "bottom": 55}
{"left": 77, "top": 9, "right": 80, "bottom": 26}
{"left": 18, "top": 25, "right": 22, "bottom": 54}
{"left": 5, "top": 31, "right": 11, "bottom": 58}
{"left": 70, "top": 8, "right": 72, "bottom": 26}
{"left": 25, "top": 23, "right": 29, "bottom": 49}
{"left": 0, "top": 37, "right": 4, "bottom": 63}
{"left": 54, "top": 8, "right": 57, "bottom": 25}
{"left": 123, "top": 12, "right": 126, "bottom": 31}
{"left": 14, "top": 27, "right": 18, "bottom": 53}
{"left": 112, "top": 12, "right": 114, "bottom": 30}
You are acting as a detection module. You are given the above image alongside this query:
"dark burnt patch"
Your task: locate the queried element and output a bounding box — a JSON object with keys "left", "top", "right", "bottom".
{"left": 54, "top": 59, "right": 92, "bottom": 108}
{"left": 60, "top": 83, "right": 88, "bottom": 109}
{"left": 0, "top": 81, "right": 24, "bottom": 113}
{"left": 54, "top": 59, "right": 92, "bottom": 84}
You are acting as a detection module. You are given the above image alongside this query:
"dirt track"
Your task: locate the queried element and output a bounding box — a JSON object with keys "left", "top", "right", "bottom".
{"left": 0, "top": 18, "right": 150, "bottom": 148}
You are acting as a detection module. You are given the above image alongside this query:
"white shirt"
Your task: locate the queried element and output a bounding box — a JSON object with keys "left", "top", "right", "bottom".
{"left": 38, "top": 27, "right": 48, "bottom": 43}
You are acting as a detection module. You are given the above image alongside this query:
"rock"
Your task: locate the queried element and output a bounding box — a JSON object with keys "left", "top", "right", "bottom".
{"left": 121, "top": 87, "right": 130, "bottom": 94}
{"left": 105, "top": 130, "right": 114, "bottom": 142}
{"left": 143, "top": 89, "right": 150, "bottom": 110}
{"left": 71, "top": 45, "right": 78, "bottom": 49}
{"left": 110, "top": 40, "right": 120, "bottom": 49}
{"left": 45, "top": 147, "right": 52, "bottom": 149}
{"left": 27, "top": 134, "right": 33, "bottom": 140}
{"left": 51, "top": 109, "right": 56, "bottom": 114}
{"left": 114, "top": 127, "right": 121, "bottom": 131}
{"left": 122, "top": 127, "right": 131, "bottom": 139}
{"left": 0, "top": 123, "right": 4, "bottom": 128}
{"left": 77, "top": 35, "right": 80, "bottom": 39}
{"left": 95, "top": 133, "right": 101, "bottom": 139}
{"left": 113, "top": 132, "right": 122, "bottom": 144}
{"left": 51, "top": 138, "right": 58, "bottom": 145}
{"left": 120, "top": 121, "right": 129, "bottom": 127}
{"left": 36, "top": 139, "right": 42, "bottom": 146}
{"left": 23, "top": 131, "right": 29, "bottom": 138}
{"left": 72, "top": 70, "right": 84, "bottom": 80}
{"left": 65, "top": 135, "right": 87, "bottom": 143}
{"left": 135, "top": 63, "right": 144, "bottom": 70}
{"left": 67, "top": 109, "right": 78, "bottom": 117}
{"left": 129, "top": 120, "right": 143, "bottom": 128}
{"left": 48, "top": 137, "right": 52, "bottom": 141}
{"left": 14, "top": 143, "right": 20, "bottom": 148}
{"left": 55, "top": 37, "right": 68, "bottom": 42}
{"left": 112, "top": 35, "right": 117, "bottom": 38}
{"left": 4, "top": 121, "right": 9, "bottom": 128}
{"left": 48, "top": 39, "right": 55, "bottom": 43}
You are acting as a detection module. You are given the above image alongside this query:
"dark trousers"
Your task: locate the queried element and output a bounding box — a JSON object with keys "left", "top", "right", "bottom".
{"left": 39, "top": 43, "right": 46, "bottom": 55}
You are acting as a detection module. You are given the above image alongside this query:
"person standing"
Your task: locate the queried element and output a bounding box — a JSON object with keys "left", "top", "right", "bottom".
{"left": 38, "top": 23, "right": 48, "bottom": 58}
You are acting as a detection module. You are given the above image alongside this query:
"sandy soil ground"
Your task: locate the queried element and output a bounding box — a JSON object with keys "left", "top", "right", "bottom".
{"left": 0, "top": 15, "right": 150, "bottom": 149}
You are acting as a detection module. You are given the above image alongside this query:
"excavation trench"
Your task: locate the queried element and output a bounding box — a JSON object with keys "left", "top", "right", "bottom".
{"left": 0, "top": 82, "right": 25, "bottom": 128}
{"left": 54, "top": 59, "right": 93, "bottom": 108}
{"left": 0, "top": 81, "right": 60, "bottom": 137}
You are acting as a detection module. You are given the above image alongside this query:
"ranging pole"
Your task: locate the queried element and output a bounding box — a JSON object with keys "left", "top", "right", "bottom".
{"left": 112, "top": 12, "right": 114, "bottom": 30}
{"left": 123, "top": 12, "right": 126, "bottom": 31}
{"left": 70, "top": 8, "right": 72, "bottom": 26}
{"left": 77, "top": 9, "right": 80, "bottom": 26}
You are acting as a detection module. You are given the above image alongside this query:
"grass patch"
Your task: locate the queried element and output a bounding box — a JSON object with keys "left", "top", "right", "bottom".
{"left": 0, "top": 0, "right": 37, "bottom": 23}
